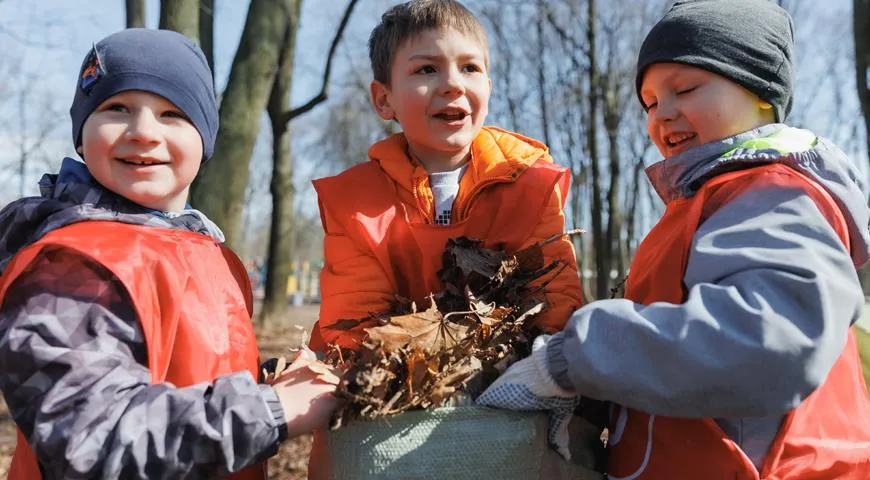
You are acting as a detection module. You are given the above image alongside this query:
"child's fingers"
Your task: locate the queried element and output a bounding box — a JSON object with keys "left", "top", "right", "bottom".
{"left": 272, "top": 362, "right": 341, "bottom": 386}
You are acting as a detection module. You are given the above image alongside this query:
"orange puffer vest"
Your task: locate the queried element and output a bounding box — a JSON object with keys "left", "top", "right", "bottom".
{"left": 309, "top": 157, "right": 569, "bottom": 350}
{"left": 0, "top": 221, "right": 265, "bottom": 480}
{"left": 610, "top": 164, "right": 870, "bottom": 479}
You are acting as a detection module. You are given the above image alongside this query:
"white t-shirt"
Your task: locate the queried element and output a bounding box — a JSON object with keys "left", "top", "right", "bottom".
{"left": 429, "top": 164, "right": 468, "bottom": 225}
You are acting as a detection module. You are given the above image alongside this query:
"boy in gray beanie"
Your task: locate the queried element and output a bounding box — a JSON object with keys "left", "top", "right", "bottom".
{"left": 479, "top": 1, "right": 870, "bottom": 478}
{"left": 0, "top": 28, "right": 340, "bottom": 479}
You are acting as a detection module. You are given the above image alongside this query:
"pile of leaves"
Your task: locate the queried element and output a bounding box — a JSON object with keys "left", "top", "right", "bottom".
{"left": 320, "top": 231, "right": 582, "bottom": 428}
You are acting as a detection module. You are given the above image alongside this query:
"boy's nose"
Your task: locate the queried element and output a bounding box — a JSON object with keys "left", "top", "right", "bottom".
{"left": 440, "top": 66, "right": 466, "bottom": 95}
{"left": 652, "top": 101, "right": 678, "bottom": 123}
{"left": 126, "top": 110, "right": 161, "bottom": 143}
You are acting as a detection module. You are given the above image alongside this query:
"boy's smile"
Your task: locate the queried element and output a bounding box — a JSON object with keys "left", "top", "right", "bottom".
{"left": 80, "top": 90, "right": 203, "bottom": 212}
{"left": 640, "top": 63, "right": 775, "bottom": 158}
{"left": 370, "top": 27, "right": 491, "bottom": 172}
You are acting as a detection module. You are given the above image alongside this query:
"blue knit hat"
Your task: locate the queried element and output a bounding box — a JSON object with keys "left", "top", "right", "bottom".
{"left": 70, "top": 28, "right": 219, "bottom": 160}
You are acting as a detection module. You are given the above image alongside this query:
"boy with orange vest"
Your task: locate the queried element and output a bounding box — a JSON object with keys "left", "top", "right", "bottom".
{"left": 310, "top": 0, "right": 582, "bottom": 351}
{"left": 0, "top": 29, "right": 340, "bottom": 479}
{"left": 478, "top": 1, "right": 870, "bottom": 478}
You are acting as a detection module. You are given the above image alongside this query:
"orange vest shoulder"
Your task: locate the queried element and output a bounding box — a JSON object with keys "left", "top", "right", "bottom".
{"left": 614, "top": 164, "right": 870, "bottom": 479}
{"left": 1, "top": 221, "right": 265, "bottom": 480}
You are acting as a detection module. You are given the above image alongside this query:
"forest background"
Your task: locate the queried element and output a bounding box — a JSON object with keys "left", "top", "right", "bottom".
{"left": 1, "top": 0, "right": 868, "bottom": 326}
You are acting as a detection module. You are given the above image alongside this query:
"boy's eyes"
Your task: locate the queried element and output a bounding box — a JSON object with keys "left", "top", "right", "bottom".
{"left": 103, "top": 103, "right": 129, "bottom": 113}
{"left": 162, "top": 110, "right": 189, "bottom": 120}
{"left": 98, "top": 103, "right": 187, "bottom": 120}
{"left": 412, "top": 63, "right": 484, "bottom": 75}
{"left": 642, "top": 85, "right": 697, "bottom": 110}
{"left": 676, "top": 86, "right": 697, "bottom": 95}
{"left": 415, "top": 65, "right": 436, "bottom": 74}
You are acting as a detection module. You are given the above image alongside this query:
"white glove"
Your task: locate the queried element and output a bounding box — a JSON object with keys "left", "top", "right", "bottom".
{"left": 476, "top": 335, "right": 580, "bottom": 460}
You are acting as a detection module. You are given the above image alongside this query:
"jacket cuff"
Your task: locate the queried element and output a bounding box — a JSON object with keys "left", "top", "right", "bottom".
{"left": 546, "top": 332, "right": 575, "bottom": 391}
{"left": 258, "top": 384, "right": 289, "bottom": 443}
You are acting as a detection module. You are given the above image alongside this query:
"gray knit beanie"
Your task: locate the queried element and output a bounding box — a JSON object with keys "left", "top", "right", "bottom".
{"left": 70, "top": 28, "right": 218, "bottom": 161}
{"left": 635, "top": 0, "right": 795, "bottom": 122}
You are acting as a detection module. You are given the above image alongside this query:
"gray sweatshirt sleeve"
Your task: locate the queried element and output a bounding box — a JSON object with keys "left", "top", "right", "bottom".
{"left": 547, "top": 184, "right": 862, "bottom": 418}
{"left": 0, "top": 247, "right": 287, "bottom": 479}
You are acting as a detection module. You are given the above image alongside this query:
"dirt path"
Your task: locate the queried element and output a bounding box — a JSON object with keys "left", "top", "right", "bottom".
{"left": 0, "top": 305, "right": 321, "bottom": 479}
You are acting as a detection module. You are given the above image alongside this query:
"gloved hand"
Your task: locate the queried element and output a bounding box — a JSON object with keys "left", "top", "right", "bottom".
{"left": 476, "top": 335, "right": 580, "bottom": 460}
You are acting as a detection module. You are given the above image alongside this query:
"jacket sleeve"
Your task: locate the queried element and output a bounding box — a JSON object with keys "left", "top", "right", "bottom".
{"left": 545, "top": 181, "right": 862, "bottom": 418}
{"left": 317, "top": 207, "right": 396, "bottom": 349}
{"left": 520, "top": 185, "right": 583, "bottom": 333}
{"left": 0, "top": 247, "right": 286, "bottom": 479}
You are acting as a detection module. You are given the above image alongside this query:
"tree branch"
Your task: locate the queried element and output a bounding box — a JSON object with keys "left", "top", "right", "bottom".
{"left": 280, "top": 0, "right": 359, "bottom": 124}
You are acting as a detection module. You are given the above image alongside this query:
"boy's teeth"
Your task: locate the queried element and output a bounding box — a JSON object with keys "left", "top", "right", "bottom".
{"left": 437, "top": 112, "right": 466, "bottom": 120}
{"left": 667, "top": 133, "right": 694, "bottom": 145}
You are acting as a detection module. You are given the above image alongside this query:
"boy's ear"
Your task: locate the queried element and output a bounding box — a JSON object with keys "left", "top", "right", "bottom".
{"left": 758, "top": 100, "right": 776, "bottom": 121}
{"left": 370, "top": 80, "right": 395, "bottom": 121}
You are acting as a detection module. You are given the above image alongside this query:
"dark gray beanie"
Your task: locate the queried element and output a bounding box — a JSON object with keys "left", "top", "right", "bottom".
{"left": 635, "top": 0, "right": 795, "bottom": 122}
{"left": 70, "top": 28, "right": 218, "bottom": 160}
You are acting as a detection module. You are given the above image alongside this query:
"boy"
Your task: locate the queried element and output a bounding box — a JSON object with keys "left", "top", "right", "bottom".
{"left": 0, "top": 29, "right": 340, "bottom": 479}
{"left": 478, "top": 1, "right": 870, "bottom": 478}
{"left": 310, "top": 0, "right": 582, "bottom": 351}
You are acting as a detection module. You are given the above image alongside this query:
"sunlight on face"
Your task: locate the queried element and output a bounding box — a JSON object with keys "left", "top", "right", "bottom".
{"left": 370, "top": 27, "right": 492, "bottom": 172}
{"left": 641, "top": 63, "right": 775, "bottom": 158}
{"left": 80, "top": 90, "right": 203, "bottom": 211}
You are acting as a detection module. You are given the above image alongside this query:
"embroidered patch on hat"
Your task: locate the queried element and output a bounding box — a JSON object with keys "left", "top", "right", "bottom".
{"left": 79, "top": 44, "right": 104, "bottom": 94}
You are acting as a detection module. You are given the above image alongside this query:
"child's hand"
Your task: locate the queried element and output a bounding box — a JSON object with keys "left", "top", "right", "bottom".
{"left": 270, "top": 349, "right": 343, "bottom": 439}
{"left": 476, "top": 335, "right": 580, "bottom": 460}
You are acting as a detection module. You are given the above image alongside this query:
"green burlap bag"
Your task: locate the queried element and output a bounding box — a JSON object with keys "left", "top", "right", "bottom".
{"left": 321, "top": 405, "right": 603, "bottom": 480}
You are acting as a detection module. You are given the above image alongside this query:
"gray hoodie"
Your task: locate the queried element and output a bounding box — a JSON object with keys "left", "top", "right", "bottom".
{"left": 0, "top": 159, "right": 285, "bottom": 479}
{"left": 546, "top": 124, "right": 869, "bottom": 468}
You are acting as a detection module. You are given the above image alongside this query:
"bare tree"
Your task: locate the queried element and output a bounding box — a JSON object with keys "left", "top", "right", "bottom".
{"left": 261, "top": 0, "right": 303, "bottom": 326}
{"left": 855, "top": 0, "right": 870, "bottom": 169}
{"left": 854, "top": 0, "right": 870, "bottom": 292}
{"left": 190, "top": 1, "right": 301, "bottom": 248}
{"left": 15, "top": 83, "right": 61, "bottom": 198}
{"left": 199, "top": 0, "right": 215, "bottom": 78}
{"left": 191, "top": 0, "right": 358, "bottom": 250}
{"left": 126, "top": 0, "right": 146, "bottom": 28}
{"left": 159, "top": 0, "right": 199, "bottom": 43}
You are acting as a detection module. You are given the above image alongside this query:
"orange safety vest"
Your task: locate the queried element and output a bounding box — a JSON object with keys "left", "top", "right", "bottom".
{"left": 0, "top": 221, "right": 266, "bottom": 480}
{"left": 610, "top": 164, "right": 870, "bottom": 479}
{"left": 308, "top": 158, "right": 570, "bottom": 350}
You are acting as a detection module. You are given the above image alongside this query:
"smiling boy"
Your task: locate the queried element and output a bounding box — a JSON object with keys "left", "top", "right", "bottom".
{"left": 0, "top": 28, "right": 340, "bottom": 479}
{"left": 310, "top": 0, "right": 582, "bottom": 352}
{"left": 478, "top": 1, "right": 870, "bottom": 478}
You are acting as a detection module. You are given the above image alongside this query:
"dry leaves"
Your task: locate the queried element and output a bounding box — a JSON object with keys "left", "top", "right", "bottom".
{"left": 322, "top": 231, "right": 583, "bottom": 428}
{"left": 262, "top": 345, "right": 342, "bottom": 386}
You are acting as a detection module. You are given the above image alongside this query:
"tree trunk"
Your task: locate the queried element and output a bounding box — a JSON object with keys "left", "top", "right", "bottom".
{"left": 856, "top": 0, "right": 870, "bottom": 167}
{"left": 159, "top": 0, "right": 200, "bottom": 43}
{"left": 190, "top": 0, "right": 292, "bottom": 249}
{"left": 262, "top": 0, "right": 302, "bottom": 326}
{"left": 535, "top": 0, "right": 551, "bottom": 146}
{"left": 854, "top": 0, "right": 870, "bottom": 294}
{"left": 199, "top": 0, "right": 215, "bottom": 79}
{"left": 126, "top": 0, "right": 146, "bottom": 28}
{"left": 586, "top": 0, "right": 606, "bottom": 299}
{"left": 603, "top": 87, "right": 623, "bottom": 279}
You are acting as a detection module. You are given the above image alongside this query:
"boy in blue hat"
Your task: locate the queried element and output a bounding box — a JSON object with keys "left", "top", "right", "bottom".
{"left": 0, "top": 29, "right": 340, "bottom": 479}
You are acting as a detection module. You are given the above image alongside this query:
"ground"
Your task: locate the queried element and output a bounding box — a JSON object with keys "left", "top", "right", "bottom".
{"left": 0, "top": 304, "right": 321, "bottom": 479}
